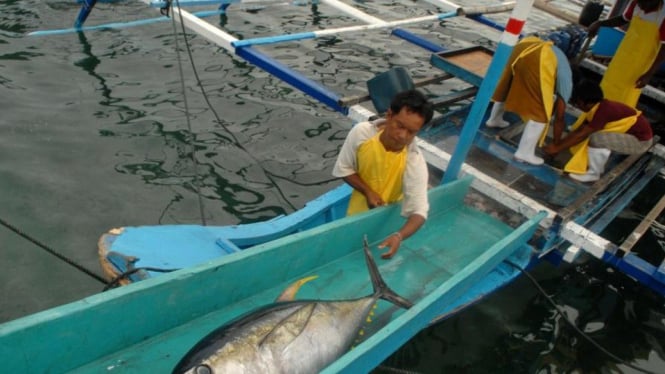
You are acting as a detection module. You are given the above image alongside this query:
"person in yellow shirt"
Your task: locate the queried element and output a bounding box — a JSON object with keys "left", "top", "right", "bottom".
{"left": 332, "top": 90, "right": 433, "bottom": 259}
{"left": 587, "top": 0, "right": 665, "bottom": 107}
{"left": 543, "top": 80, "right": 653, "bottom": 182}
{"left": 485, "top": 36, "right": 574, "bottom": 166}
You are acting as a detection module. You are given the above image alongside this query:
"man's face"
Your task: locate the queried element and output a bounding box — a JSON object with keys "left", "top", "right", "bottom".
{"left": 572, "top": 99, "right": 595, "bottom": 112}
{"left": 380, "top": 107, "right": 426, "bottom": 152}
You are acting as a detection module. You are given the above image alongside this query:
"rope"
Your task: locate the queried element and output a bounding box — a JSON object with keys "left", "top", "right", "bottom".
{"left": 0, "top": 217, "right": 107, "bottom": 284}
{"left": 504, "top": 260, "right": 658, "bottom": 374}
{"left": 167, "top": 0, "right": 334, "bottom": 213}
{"left": 169, "top": 1, "right": 208, "bottom": 226}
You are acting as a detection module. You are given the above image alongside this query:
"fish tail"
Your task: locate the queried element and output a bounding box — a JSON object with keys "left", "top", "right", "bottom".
{"left": 363, "top": 236, "right": 413, "bottom": 309}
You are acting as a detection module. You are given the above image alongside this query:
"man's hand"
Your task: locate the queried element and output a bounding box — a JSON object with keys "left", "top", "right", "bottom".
{"left": 636, "top": 72, "right": 653, "bottom": 89}
{"left": 587, "top": 21, "right": 601, "bottom": 38}
{"left": 365, "top": 190, "right": 385, "bottom": 209}
{"left": 378, "top": 233, "right": 401, "bottom": 259}
{"left": 542, "top": 143, "right": 559, "bottom": 157}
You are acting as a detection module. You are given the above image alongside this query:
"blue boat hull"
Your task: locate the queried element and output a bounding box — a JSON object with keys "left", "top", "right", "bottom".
{"left": 1, "top": 177, "right": 545, "bottom": 373}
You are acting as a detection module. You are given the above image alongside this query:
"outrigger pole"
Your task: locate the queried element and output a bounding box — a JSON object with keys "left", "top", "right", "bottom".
{"left": 442, "top": 0, "right": 535, "bottom": 184}
{"left": 74, "top": 0, "right": 98, "bottom": 28}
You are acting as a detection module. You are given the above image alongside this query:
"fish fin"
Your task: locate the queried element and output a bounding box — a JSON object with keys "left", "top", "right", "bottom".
{"left": 275, "top": 275, "right": 319, "bottom": 302}
{"left": 259, "top": 303, "right": 316, "bottom": 348}
{"left": 363, "top": 236, "right": 413, "bottom": 309}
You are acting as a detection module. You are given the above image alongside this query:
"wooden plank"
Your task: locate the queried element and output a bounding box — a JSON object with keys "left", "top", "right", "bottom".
{"left": 533, "top": 0, "right": 579, "bottom": 24}
{"left": 430, "top": 46, "right": 493, "bottom": 86}
{"left": 558, "top": 152, "right": 645, "bottom": 221}
{"left": 430, "top": 87, "right": 478, "bottom": 108}
{"left": 618, "top": 193, "right": 665, "bottom": 253}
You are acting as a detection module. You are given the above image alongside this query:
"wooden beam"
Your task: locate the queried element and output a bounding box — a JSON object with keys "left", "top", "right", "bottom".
{"left": 558, "top": 137, "right": 661, "bottom": 222}
{"left": 533, "top": 0, "right": 579, "bottom": 24}
{"left": 618, "top": 193, "right": 665, "bottom": 253}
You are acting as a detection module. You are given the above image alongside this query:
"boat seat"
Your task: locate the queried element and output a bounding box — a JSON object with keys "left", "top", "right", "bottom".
{"left": 366, "top": 67, "right": 415, "bottom": 115}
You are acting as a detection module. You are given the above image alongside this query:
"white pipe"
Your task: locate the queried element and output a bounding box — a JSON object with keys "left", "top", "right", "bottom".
{"left": 319, "top": 0, "right": 387, "bottom": 25}
{"left": 171, "top": 7, "right": 238, "bottom": 52}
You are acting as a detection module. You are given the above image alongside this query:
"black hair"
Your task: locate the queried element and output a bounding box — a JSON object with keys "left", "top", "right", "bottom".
{"left": 389, "top": 89, "right": 434, "bottom": 124}
{"left": 571, "top": 79, "right": 604, "bottom": 104}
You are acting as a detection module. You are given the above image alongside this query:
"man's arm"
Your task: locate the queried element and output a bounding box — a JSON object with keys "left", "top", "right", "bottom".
{"left": 377, "top": 149, "right": 429, "bottom": 259}
{"left": 377, "top": 214, "right": 426, "bottom": 259}
{"left": 543, "top": 124, "right": 596, "bottom": 155}
{"left": 587, "top": 15, "right": 629, "bottom": 38}
{"left": 551, "top": 96, "right": 567, "bottom": 144}
{"left": 342, "top": 174, "right": 384, "bottom": 209}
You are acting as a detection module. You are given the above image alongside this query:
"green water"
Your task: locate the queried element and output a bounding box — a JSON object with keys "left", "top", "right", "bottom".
{"left": 1, "top": 1, "right": 664, "bottom": 372}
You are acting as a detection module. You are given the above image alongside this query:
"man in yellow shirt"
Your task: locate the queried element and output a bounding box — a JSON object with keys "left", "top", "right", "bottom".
{"left": 543, "top": 80, "right": 653, "bottom": 182}
{"left": 332, "top": 90, "right": 433, "bottom": 259}
{"left": 587, "top": 0, "right": 665, "bottom": 107}
{"left": 484, "top": 36, "right": 574, "bottom": 165}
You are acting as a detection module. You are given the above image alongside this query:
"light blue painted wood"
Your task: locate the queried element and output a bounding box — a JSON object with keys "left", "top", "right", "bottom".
{"left": 0, "top": 176, "right": 544, "bottom": 373}
{"left": 99, "top": 183, "right": 351, "bottom": 275}
{"left": 325, "top": 210, "right": 545, "bottom": 373}
{"left": 430, "top": 46, "right": 493, "bottom": 87}
{"left": 442, "top": 40, "right": 516, "bottom": 184}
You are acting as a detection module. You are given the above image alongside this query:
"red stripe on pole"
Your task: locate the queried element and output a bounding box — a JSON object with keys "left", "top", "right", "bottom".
{"left": 505, "top": 18, "right": 525, "bottom": 35}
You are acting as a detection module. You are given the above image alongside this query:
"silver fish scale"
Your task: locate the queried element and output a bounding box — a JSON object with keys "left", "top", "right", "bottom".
{"left": 185, "top": 298, "right": 377, "bottom": 374}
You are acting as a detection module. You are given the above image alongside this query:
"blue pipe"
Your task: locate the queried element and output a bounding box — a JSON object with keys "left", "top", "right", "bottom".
{"left": 466, "top": 14, "right": 507, "bottom": 33}
{"left": 233, "top": 32, "right": 317, "bottom": 48}
{"left": 442, "top": 42, "right": 514, "bottom": 184}
{"left": 235, "top": 46, "right": 346, "bottom": 115}
{"left": 30, "top": 9, "right": 225, "bottom": 37}
{"left": 391, "top": 28, "right": 447, "bottom": 53}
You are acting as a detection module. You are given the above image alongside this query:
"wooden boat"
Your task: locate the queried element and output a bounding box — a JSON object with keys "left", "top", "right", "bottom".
{"left": 80, "top": 0, "right": 665, "bottom": 297}
{"left": 0, "top": 177, "right": 545, "bottom": 373}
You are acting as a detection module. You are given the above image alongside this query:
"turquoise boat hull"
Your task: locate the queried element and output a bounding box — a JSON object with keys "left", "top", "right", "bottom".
{"left": 1, "top": 177, "right": 544, "bottom": 373}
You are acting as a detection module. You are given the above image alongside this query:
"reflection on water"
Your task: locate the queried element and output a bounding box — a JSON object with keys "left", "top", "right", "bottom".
{"left": 65, "top": 13, "right": 345, "bottom": 225}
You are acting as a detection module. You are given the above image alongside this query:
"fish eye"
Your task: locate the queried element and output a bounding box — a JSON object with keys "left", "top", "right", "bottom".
{"left": 194, "top": 364, "right": 213, "bottom": 374}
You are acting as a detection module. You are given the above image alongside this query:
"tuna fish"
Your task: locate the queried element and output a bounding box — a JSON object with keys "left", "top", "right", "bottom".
{"left": 173, "top": 236, "right": 412, "bottom": 374}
